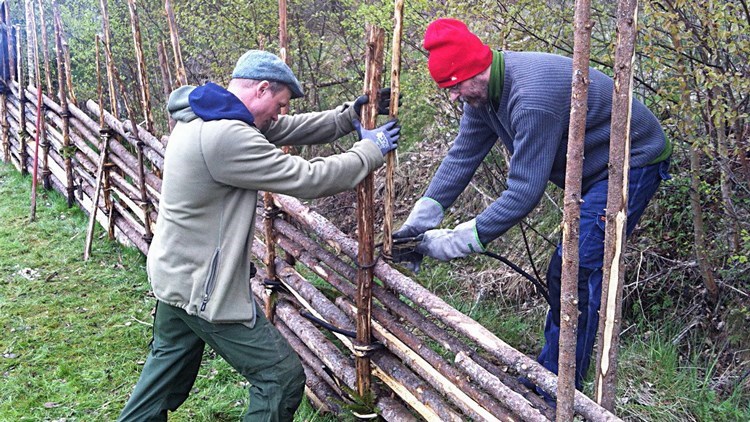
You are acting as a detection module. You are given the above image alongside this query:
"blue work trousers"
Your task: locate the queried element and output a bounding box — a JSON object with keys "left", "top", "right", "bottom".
{"left": 537, "top": 159, "right": 670, "bottom": 391}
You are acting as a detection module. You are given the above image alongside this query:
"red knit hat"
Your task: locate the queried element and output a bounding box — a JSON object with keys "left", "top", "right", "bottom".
{"left": 423, "top": 18, "right": 492, "bottom": 88}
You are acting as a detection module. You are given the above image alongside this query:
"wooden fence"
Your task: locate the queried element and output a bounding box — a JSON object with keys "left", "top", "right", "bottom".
{"left": 0, "top": 0, "right": 626, "bottom": 419}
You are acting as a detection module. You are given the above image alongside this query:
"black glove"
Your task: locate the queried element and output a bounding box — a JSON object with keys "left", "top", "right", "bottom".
{"left": 352, "top": 119, "right": 400, "bottom": 156}
{"left": 353, "top": 88, "right": 403, "bottom": 117}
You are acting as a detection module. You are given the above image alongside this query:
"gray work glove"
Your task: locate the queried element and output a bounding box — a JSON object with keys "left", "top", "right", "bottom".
{"left": 391, "top": 198, "right": 445, "bottom": 273}
{"left": 393, "top": 198, "right": 444, "bottom": 239}
{"left": 353, "top": 119, "right": 400, "bottom": 156}
{"left": 416, "top": 219, "right": 485, "bottom": 261}
{"left": 353, "top": 88, "right": 402, "bottom": 117}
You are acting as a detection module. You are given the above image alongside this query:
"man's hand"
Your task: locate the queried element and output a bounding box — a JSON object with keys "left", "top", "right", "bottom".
{"left": 391, "top": 198, "right": 445, "bottom": 273}
{"left": 392, "top": 198, "right": 444, "bottom": 239}
{"left": 353, "top": 119, "right": 400, "bottom": 156}
{"left": 416, "top": 219, "right": 485, "bottom": 261}
{"left": 353, "top": 88, "right": 402, "bottom": 117}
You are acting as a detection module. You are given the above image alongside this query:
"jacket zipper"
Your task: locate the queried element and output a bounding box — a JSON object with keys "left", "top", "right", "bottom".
{"left": 200, "top": 248, "right": 221, "bottom": 312}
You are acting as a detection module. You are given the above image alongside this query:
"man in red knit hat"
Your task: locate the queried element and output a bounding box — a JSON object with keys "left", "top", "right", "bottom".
{"left": 394, "top": 18, "right": 671, "bottom": 401}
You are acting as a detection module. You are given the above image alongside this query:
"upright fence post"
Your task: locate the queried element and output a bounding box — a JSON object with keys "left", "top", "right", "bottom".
{"left": 557, "top": 0, "right": 593, "bottom": 419}
{"left": 165, "top": 0, "right": 187, "bottom": 87}
{"left": 15, "top": 23, "right": 27, "bottom": 175}
{"left": 382, "top": 0, "right": 403, "bottom": 261}
{"left": 262, "top": 0, "right": 290, "bottom": 323}
{"left": 99, "top": 0, "right": 117, "bottom": 117}
{"left": 594, "top": 0, "right": 639, "bottom": 411}
{"left": 52, "top": 1, "right": 74, "bottom": 207}
{"left": 84, "top": 35, "right": 112, "bottom": 260}
{"left": 127, "top": 0, "right": 154, "bottom": 134}
{"left": 1, "top": 1, "right": 10, "bottom": 163}
{"left": 34, "top": 0, "right": 52, "bottom": 94}
{"left": 355, "top": 23, "right": 385, "bottom": 400}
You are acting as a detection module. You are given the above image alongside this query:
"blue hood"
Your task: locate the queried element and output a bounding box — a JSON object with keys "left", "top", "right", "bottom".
{"left": 188, "top": 82, "right": 255, "bottom": 126}
{"left": 167, "top": 82, "right": 255, "bottom": 126}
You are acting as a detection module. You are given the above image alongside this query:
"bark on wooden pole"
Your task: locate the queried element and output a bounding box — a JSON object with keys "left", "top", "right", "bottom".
{"left": 382, "top": 0, "right": 404, "bottom": 260}
{"left": 355, "top": 23, "right": 384, "bottom": 400}
{"left": 164, "top": 0, "right": 187, "bottom": 87}
{"left": 126, "top": 0, "right": 154, "bottom": 134}
{"left": 1, "top": 3, "right": 9, "bottom": 163}
{"left": 156, "top": 41, "right": 175, "bottom": 131}
{"left": 261, "top": 0, "right": 291, "bottom": 324}
{"left": 84, "top": 34, "right": 111, "bottom": 260}
{"left": 557, "top": 0, "right": 593, "bottom": 419}
{"left": 34, "top": 0, "right": 52, "bottom": 95}
{"left": 52, "top": 1, "right": 74, "bottom": 207}
{"left": 594, "top": 0, "right": 638, "bottom": 411}
{"left": 98, "top": 0, "right": 117, "bottom": 116}
{"left": 14, "top": 34, "right": 28, "bottom": 175}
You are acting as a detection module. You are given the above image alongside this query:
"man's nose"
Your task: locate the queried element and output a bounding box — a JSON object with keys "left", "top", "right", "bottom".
{"left": 449, "top": 91, "right": 461, "bottom": 102}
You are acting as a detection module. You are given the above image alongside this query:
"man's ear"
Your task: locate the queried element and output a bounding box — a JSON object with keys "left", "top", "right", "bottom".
{"left": 256, "top": 80, "right": 270, "bottom": 97}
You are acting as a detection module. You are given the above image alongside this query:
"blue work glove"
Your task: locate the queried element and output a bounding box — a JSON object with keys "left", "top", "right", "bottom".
{"left": 353, "top": 119, "right": 400, "bottom": 156}
{"left": 353, "top": 88, "right": 402, "bottom": 117}
{"left": 416, "top": 219, "right": 485, "bottom": 261}
{"left": 391, "top": 198, "right": 445, "bottom": 273}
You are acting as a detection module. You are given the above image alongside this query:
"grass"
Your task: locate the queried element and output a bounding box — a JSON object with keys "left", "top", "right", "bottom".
{"left": 1, "top": 162, "right": 748, "bottom": 421}
{"left": 0, "top": 164, "right": 332, "bottom": 421}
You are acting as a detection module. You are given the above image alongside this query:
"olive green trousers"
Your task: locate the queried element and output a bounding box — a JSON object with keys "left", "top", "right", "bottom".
{"left": 118, "top": 301, "right": 305, "bottom": 421}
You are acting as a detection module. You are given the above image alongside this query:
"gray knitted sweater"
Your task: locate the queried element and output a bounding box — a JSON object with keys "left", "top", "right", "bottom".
{"left": 423, "top": 51, "right": 667, "bottom": 245}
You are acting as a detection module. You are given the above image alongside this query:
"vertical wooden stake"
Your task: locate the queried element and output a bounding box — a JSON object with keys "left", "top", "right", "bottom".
{"left": 1, "top": 1, "right": 10, "bottom": 163}
{"left": 101, "top": 40, "right": 153, "bottom": 244}
{"left": 594, "top": 0, "right": 638, "bottom": 411}
{"left": 355, "top": 23, "right": 385, "bottom": 399}
{"left": 25, "top": 0, "right": 43, "bottom": 220}
{"left": 156, "top": 41, "right": 175, "bottom": 131}
{"left": 165, "top": 0, "right": 187, "bottom": 87}
{"left": 262, "top": 0, "right": 290, "bottom": 323}
{"left": 99, "top": 0, "right": 117, "bottom": 116}
{"left": 127, "top": 0, "right": 154, "bottom": 134}
{"left": 35, "top": 0, "right": 52, "bottom": 94}
{"left": 15, "top": 24, "right": 28, "bottom": 175}
{"left": 558, "top": 0, "right": 592, "bottom": 420}
{"left": 52, "top": 1, "right": 74, "bottom": 207}
{"left": 382, "top": 0, "right": 403, "bottom": 261}
{"left": 84, "top": 35, "right": 111, "bottom": 261}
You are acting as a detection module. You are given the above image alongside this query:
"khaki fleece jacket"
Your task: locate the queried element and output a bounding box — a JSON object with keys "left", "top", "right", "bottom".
{"left": 148, "top": 85, "right": 383, "bottom": 327}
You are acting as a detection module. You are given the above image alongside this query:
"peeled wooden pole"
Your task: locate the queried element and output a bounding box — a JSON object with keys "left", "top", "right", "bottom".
{"left": 557, "top": 0, "right": 593, "bottom": 419}
{"left": 35, "top": 0, "right": 52, "bottom": 94}
{"left": 52, "top": 1, "right": 74, "bottom": 207}
{"left": 15, "top": 27, "right": 27, "bottom": 174}
{"left": 98, "top": 0, "right": 117, "bottom": 116}
{"left": 126, "top": 0, "right": 154, "bottom": 134}
{"left": 84, "top": 35, "right": 109, "bottom": 261}
{"left": 26, "top": 0, "right": 42, "bottom": 220}
{"left": 164, "top": 0, "right": 187, "bottom": 87}
{"left": 262, "top": 0, "right": 291, "bottom": 323}
{"left": 355, "top": 24, "right": 385, "bottom": 399}
{"left": 382, "top": 0, "right": 404, "bottom": 259}
{"left": 594, "top": 0, "right": 638, "bottom": 411}
{"left": 1, "top": 3, "right": 10, "bottom": 162}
